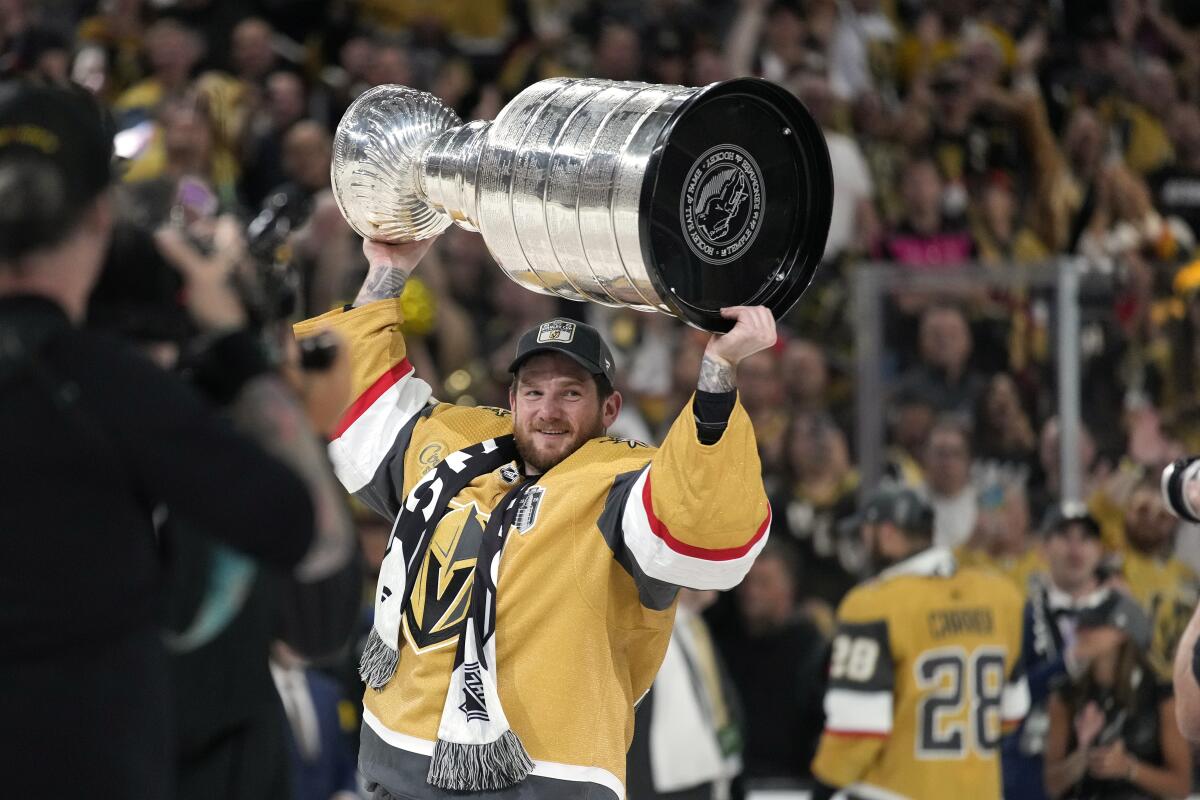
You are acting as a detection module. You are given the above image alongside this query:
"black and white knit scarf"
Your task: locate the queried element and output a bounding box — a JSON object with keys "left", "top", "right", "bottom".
{"left": 359, "top": 435, "right": 536, "bottom": 791}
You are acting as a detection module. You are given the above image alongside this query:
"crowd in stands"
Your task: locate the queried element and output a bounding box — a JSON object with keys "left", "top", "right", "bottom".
{"left": 9, "top": 0, "right": 1200, "bottom": 796}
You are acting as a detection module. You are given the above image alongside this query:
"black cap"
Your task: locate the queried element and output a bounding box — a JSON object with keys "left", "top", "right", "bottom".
{"left": 1042, "top": 501, "right": 1102, "bottom": 539}
{"left": 508, "top": 318, "right": 616, "bottom": 385}
{"left": 0, "top": 81, "right": 113, "bottom": 204}
{"left": 858, "top": 486, "right": 934, "bottom": 538}
{"left": 1077, "top": 589, "right": 1152, "bottom": 651}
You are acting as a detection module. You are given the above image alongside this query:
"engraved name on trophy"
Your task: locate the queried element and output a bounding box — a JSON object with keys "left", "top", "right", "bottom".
{"left": 332, "top": 77, "right": 832, "bottom": 331}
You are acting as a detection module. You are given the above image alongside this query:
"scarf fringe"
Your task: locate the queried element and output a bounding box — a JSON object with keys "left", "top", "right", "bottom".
{"left": 426, "top": 730, "right": 535, "bottom": 791}
{"left": 359, "top": 628, "right": 399, "bottom": 690}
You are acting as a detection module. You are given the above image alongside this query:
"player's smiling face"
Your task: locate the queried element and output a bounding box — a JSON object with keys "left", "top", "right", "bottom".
{"left": 510, "top": 353, "right": 620, "bottom": 474}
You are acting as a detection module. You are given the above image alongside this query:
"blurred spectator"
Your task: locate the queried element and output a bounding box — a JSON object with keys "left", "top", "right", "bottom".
{"left": 270, "top": 642, "right": 359, "bottom": 800}
{"left": 973, "top": 371, "right": 1038, "bottom": 480}
{"left": 627, "top": 589, "right": 743, "bottom": 800}
{"left": 366, "top": 38, "right": 415, "bottom": 89}
{"left": 1076, "top": 163, "right": 1195, "bottom": 270}
{"left": 793, "top": 72, "right": 880, "bottom": 264}
{"left": 780, "top": 337, "right": 831, "bottom": 415}
{"left": 0, "top": 22, "right": 68, "bottom": 83}
{"left": 894, "top": 1, "right": 1014, "bottom": 91}
{"left": 735, "top": 349, "right": 789, "bottom": 477}
{"left": 827, "top": 0, "right": 898, "bottom": 101}
{"left": 878, "top": 156, "right": 977, "bottom": 272}
{"left": 1149, "top": 105, "right": 1200, "bottom": 243}
{"left": 1029, "top": 416, "right": 1100, "bottom": 527}
{"left": 894, "top": 304, "right": 986, "bottom": 418}
{"left": 355, "top": 0, "right": 516, "bottom": 60}
{"left": 711, "top": 540, "right": 827, "bottom": 786}
{"left": 1044, "top": 591, "right": 1191, "bottom": 799}
{"left": 918, "top": 51, "right": 1023, "bottom": 196}
{"left": 773, "top": 412, "right": 861, "bottom": 609}
{"left": 322, "top": 33, "right": 375, "bottom": 125}
{"left": 263, "top": 120, "right": 332, "bottom": 231}
{"left": 972, "top": 172, "right": 1052, "bottom": 265}
{"left": 1114, "top": 478, "right": 1197, "bottom": 614}
{"left": 591, "top": 20, "right": 642, "bottom": 81}
{"left": 240, "top": 69, "right": 309, "bottom": 210}
{"left": 884, "top": 382, "right": 937, "bottom": 488}
{"left": 726, "top": 0, "right": 814, "bottom": 83}
{"left": 851, "top": 89, "right": 907, "bottom": 227}
{"left": 1109, "top": 478, "right": 1200, "bottom": 678}
{"left": 1156, "top": 265, "right": 1200, "bottom": 450}
{"left": 230, "top": 18, "right": 280, "bottom": 90}
{"left": 1057, "top": 107, "right": 1109, "bottom": 254}
{"left": 113, "top": 18, "right": 204, "bottom": 127}
{"left": 1004, "top": 505, "right": 1107, "bottom": 800}
{"left": 123, "top": 90, "right": 242, "bottom": 212}
{"left": 923, "top": 417, "right": 978, "bottom": 549}
{"left": 956, "top": 480, "right": 1046, "bottom": 594}
{"left": 0, "top": 1, "right": 70, "bottom": 81}
{"left": 74, "top": 0, "right": 148, "bottom": 97}
{"left": 1106, "top": 57, "right": 1177, "bottom": 177}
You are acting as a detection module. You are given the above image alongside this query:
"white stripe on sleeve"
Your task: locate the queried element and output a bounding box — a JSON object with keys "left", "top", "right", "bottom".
{"left": 620, "top": 466, "right": 769, "bottom": 590}
{"left": 328, "top": 370, "right": 432, "bottom": 494}
{"left": 824, "top": 689, "right": 893, "bottom": 736}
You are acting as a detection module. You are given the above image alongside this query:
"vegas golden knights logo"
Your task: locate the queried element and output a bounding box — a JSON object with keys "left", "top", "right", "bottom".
{"left": 402, "top": 503, "right": 484, "bottom": 651}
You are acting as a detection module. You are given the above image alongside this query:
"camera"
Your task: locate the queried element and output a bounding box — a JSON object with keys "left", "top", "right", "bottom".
{"left": 1162, "top": 456, "right": 1200, "bottom": 523}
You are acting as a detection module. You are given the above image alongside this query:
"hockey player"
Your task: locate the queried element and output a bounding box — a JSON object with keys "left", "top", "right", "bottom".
{"left": 810, "top": 487, "right": 1029, "bottom": 800}
{"left": 294, "top": 237, "right": 775, "bottom": 800}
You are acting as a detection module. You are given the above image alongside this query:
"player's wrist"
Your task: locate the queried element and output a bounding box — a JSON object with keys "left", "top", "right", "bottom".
{"left": 697, "top": 353, "right": 735, "bottom": 393}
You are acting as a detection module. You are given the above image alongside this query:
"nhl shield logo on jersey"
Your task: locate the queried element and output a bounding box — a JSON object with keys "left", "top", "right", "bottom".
{"left": 536, "top": 320, "right": 575, "bottom": 343}
{"left": 513, "top": 486, "right": 545, "bottom": 534}
{"left": 403, "top": 503, "right": 484, "bottom": 651}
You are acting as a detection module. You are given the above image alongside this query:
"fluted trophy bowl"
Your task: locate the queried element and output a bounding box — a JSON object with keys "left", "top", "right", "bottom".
{"left": 331, "top": 77, "right": 833, "bottom": 332}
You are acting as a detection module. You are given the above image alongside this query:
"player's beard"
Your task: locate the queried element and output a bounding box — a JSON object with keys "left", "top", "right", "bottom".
{"left": 513, "top": 409, "right": 605, "bottom": 474}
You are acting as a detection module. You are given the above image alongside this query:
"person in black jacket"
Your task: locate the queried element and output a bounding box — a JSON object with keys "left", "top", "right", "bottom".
{"left": 0, "top": 81, "right": 321, "bottom": 798}
{"left": 90, "top": 218, "right": 362, "bottom": 799}
{"left": 710, "top": 540, "right": 827, "bottom": 789}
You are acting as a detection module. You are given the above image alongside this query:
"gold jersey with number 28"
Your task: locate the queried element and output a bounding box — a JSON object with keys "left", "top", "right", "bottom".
{"left": 812, "top": 548, "right": 1029, "bottom": 800}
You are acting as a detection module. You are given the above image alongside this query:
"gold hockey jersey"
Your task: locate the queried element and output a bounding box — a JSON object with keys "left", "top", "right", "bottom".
{"left": 1120, "top": 548, "right": 1199, "bottom": 677}
{"left": 811, "top": 548, "right": 1029, "bottom": 800}
{"left": 294, "top": 299, "right": 770, "bottom": 799}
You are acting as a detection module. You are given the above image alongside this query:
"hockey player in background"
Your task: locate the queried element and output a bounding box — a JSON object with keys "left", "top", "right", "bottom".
{"left": 294, "top": 237, "right": 775, "bottom": 800}
{"left": 810, "top": 487, "right": 1030, "bottom": 800}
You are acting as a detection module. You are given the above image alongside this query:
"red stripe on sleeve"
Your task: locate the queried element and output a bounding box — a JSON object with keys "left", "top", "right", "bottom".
{"left": 640, "top": 472, "right": 770, "bottom": 561}
{"left": 331, "top": 359, "right": 414, "bottom": 440}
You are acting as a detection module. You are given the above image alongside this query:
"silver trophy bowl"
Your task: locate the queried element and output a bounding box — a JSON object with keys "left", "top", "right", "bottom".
{"left": 332, "top": 77, "right": 832, "bottom": 331}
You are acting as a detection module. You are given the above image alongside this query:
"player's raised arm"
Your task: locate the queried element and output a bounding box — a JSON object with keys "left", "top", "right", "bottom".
{"left": 292, "top": 238, "right": 441, "bottom": 519}
{"left": 605, "top": 306, "right": 774, "bottom": 591}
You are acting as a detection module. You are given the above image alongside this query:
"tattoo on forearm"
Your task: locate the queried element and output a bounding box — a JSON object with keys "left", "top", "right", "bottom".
{"left": 697, "top": 355, "right": 735, "bottom": 393}
{"left": 354, "top": 265, "right": 409, "bottom": 306}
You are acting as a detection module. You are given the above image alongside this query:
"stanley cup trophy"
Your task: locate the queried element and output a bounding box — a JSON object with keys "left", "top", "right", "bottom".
{"left": 331, "top": 77, "right": 833, "bottom": 331}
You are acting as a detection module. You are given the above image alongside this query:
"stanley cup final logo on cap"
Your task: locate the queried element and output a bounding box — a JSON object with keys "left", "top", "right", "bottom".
{"left": 536, "top": 320, "right": 576, "bottom": 343}
{"left": 680, "top": 144, "right": 765, "bottom": 265}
